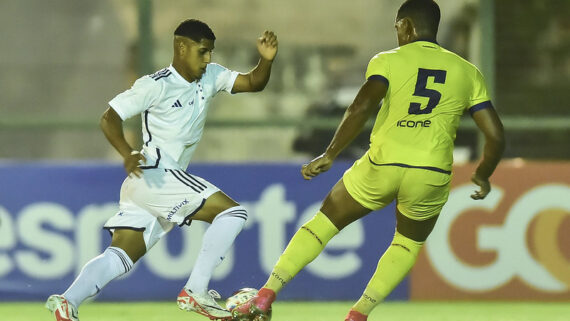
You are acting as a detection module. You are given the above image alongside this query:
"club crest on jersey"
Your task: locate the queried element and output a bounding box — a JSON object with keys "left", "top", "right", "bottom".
{"left": 171, "top": 99, "right": 183, "bottom": 108}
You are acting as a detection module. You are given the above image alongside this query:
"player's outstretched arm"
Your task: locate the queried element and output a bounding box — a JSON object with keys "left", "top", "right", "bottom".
{"left": 301, "top": 78, "right": 387, "bottom": 180}
{"left": 231, "top": 30, "right": 278, "bottom": 93}
{"left": 100, "top": 107, "right": 145, "bottom": 177}
{"left": 470, "top": 106, "right": 505, "bottom": 199}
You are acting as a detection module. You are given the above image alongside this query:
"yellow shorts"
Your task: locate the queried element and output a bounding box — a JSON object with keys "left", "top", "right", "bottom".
{"left": 343, "top": 152, "right": 452, "bottom": 220}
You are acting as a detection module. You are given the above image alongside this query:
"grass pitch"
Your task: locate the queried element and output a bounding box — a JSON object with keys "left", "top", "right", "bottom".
{"left": 2, "top": 301, "right": 569, "bottom": 321}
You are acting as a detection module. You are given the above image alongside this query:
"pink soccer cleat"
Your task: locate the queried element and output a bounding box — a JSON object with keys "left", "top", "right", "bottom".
{"left": 345, "top": 309, "right": 368, "bottom": 321}
{"left": 231, "top": 288, "right": 275, "bottom": 321}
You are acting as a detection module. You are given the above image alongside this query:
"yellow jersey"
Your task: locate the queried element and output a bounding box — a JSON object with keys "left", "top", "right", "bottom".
{"left": 365, "top": 40, "right": 492, "bottom": 173}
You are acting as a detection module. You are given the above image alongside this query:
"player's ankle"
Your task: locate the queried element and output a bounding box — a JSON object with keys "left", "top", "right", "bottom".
{"left": 258, "top": 288, "right": 275, "bottom": 299}
{"left": 256, "top": 288, "right": 276, "bottom": 309}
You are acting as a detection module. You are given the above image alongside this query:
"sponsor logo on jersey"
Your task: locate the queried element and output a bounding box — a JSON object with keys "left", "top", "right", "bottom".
{"left": 396, "top": 119, "right": 431, "bottom": 128}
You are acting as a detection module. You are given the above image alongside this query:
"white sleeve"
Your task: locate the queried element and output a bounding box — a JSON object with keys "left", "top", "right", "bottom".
{"left": 207, "top": 63, "right": 239, "bottom": 94}
{"left": 108, "top": 76, "right": 161, "bottom": 120}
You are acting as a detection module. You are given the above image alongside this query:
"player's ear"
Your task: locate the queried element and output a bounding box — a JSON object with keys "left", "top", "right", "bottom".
{"left": 402, "top": 17, "right": 416, "bottom": 40}
{"left": 174, "top": 36, "right": 187, "bottom": 57}
{"left": 399, "top": 18, "right": 411, "bottom": 32}
{"left": 178, "top": 41, "right": 187, "bottom": 56}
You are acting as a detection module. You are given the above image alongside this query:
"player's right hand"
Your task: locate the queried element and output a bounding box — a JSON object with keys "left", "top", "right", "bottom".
{"left": 470, "top": 173, "right": 490, "bottom": 200}
{"left": 301, "top": 153, "right": 333, "bottom": 180}
{"left": 124, "top": 150, "right": 146, "bottom": 178}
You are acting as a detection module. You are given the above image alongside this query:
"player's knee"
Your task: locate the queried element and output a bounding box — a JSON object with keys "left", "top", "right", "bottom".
{"left": 391, "top": 231, "right": 423, "bottom": 257}
{"left": 110, "top": 229, "right": 146, "bottom": 262}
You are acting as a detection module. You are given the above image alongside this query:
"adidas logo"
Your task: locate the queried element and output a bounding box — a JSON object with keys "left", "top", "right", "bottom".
{"left": 171, "top": 99, "right": 182, "bottom": 108}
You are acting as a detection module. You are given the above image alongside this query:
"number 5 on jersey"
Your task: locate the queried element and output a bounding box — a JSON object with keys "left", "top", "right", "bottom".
{"left": 409, "top": 68, "right": 447, "bottom": 115}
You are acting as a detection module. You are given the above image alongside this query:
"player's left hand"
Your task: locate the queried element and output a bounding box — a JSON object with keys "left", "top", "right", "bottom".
{"left": 301, "top": 153, "right": 333, "bottom": 180}
{"left": 470, "top": 173, "right": 491, "bottom": 200}
{"left": 257, "top": 30, "right": 278, "bottom": 61}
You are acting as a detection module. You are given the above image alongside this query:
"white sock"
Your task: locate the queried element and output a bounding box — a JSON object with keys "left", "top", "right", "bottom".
{"left": 63, "top": 246, "right": 133, "bottom": 308}
{"left": 185, "top": 206, "right": 247, "bottom": 294}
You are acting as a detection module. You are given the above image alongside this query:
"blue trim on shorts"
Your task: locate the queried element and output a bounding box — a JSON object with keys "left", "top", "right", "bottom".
{"left": 367, "top": 155, "right": 451, "bottom": 175}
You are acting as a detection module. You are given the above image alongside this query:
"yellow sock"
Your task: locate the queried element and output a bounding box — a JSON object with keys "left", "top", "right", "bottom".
{"left": 263, "top": 211, "right": 339, "bottom": 293}
{"left": 352, "top": 231, "right": 423, "bottom": 315}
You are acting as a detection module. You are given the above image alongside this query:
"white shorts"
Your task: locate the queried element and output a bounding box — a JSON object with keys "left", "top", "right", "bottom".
{"left": 104, "top": 168, "right": 220, "bottom": 249}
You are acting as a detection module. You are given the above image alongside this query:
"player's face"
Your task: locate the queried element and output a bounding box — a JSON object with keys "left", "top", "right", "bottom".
{"left": 182, "top": 38, "right": 214, "bottom": 81}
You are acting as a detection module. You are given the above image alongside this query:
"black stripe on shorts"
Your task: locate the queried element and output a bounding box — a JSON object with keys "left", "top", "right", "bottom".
{"left": 177, "top": 170, "right": 208, "bottom": 190}
{"left": 168, "top": 169, "right": 204, "bottom": 193}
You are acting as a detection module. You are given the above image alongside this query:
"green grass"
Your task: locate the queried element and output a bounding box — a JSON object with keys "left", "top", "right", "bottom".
{"left": 2, "top": 301, "right": 569, "bottom": 321}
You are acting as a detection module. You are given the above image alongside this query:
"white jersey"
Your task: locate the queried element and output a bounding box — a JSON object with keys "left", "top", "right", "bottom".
{"left": 109, "top": 63, "right": 239, "bottom": 170}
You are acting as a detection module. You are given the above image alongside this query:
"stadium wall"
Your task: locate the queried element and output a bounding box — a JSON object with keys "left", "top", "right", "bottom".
{"left": 0, "top": 161, "right": 568, "bottom": 301}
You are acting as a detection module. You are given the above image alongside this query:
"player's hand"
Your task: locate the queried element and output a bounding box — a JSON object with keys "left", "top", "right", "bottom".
{"left": 124, "top": 150, "right": 146, "bottom": 178}
{"left": 301, "top": 153, "right": 334, "bottom": 180}
{"left": 257, "top": 30, "right": 278, "bottom": 61}
{"left": 470, "top": 173, "right": 490, "bottom": 200}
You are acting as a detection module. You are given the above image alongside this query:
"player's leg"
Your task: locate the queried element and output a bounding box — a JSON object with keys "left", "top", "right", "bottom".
{"left": 233, "top": 155, "right": 392, "bottom": 320}
{"left": 183, "top": 190, "right": 246, "bottom": 293}
{"left": 46, "top": 171, "right": 159, "bottom": 321}
{"left": 64, "top": 229, "right": 143, "bottom": 303}
{"left": 348, "top": 169, "right": 450, "bottom": 320}
{"left": 46, "top": 229, "right": 144, "bottom": 321}
{"left": 263, "top": 178, "right": 370, "bottom": 293}
{"left": 177, "top": 190, "right": 247, "bottom": 320}
{"left": 233, "top": 179, "right": 373, "bottom": 320}
{"left": 348, "top": 211, "right": 437, "bottom": 319}
{"left": 261, "top": 155, "right": 384, "bottom": 298}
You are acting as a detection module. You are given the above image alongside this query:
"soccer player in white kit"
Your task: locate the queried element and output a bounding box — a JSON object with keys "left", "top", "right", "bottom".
{"left": 45, "top": 19, "right": 278, "bottom": 321}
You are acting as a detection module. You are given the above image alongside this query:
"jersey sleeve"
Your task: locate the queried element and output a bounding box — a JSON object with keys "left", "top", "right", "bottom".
{"left": 206, "top": 63, "right": 239, "bottom": 94}
{"left": 467, "top": 68, "right": 493, "bottom": 115}
{"left": 365, "top": 52, "right": 390, "bottom": 86}
{"left": 108, "top": 76, "right": 161, "bottom": 120}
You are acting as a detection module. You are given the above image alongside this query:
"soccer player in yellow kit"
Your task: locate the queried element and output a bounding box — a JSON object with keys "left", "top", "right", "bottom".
{"left": 234, "top": 1, "right": 505, "bottom": 321}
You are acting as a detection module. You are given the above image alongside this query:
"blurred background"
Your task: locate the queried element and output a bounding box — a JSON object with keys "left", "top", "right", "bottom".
{"left": 1, "top": 0, "right": 569, "bottom": 309}
{"left": 1, "top": 0, "right": 568, "bottom": 162}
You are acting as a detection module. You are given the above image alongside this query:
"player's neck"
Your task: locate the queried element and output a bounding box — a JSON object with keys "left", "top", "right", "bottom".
{"left": 172, "top": 61, "right": 198, "bottom": 83}
{"left": 411, "top": 32, "right": 437, "bottom": 44}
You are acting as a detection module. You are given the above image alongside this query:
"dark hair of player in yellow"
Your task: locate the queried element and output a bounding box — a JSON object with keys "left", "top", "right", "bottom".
{"left": 397, "top": 0, "right": 441, "bottom": 37}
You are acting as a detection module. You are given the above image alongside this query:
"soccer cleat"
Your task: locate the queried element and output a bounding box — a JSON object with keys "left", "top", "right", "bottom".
{"left": 231, "top": 288, "right": 275, "bottom": 321}
{"left": 45, "top": 294, "right": 79, "bottom": 321}
{"left": 177, "top": 288, "right": 232, "bottom": 320}
{"left": 345, "top": 309, "right": 368, "bottom": 321}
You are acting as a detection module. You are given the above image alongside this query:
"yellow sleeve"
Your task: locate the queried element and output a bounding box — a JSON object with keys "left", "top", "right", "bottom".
{"left": 365, "top": 53, "right": 390, "bottom": 86}
{"left": 467, "top": 68, "right": 493, "bottom": 114}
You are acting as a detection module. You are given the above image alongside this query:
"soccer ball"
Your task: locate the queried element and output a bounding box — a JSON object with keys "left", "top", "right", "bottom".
{"left": 225, "top": 287, "right": 258, "bottom": 311}
{"left": 226, "top": 287, "right": 272, "bottom": 321}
